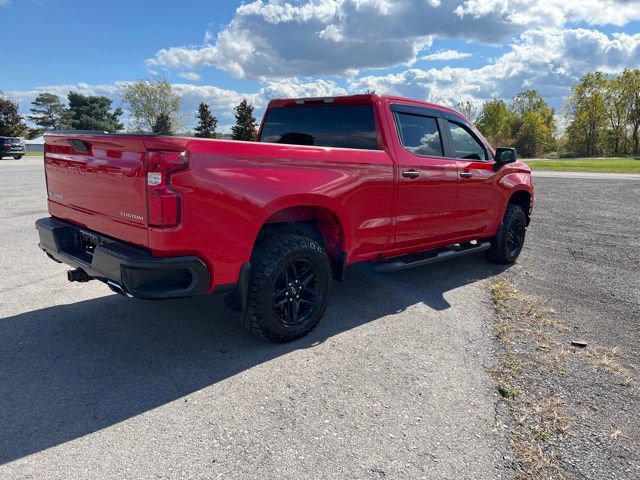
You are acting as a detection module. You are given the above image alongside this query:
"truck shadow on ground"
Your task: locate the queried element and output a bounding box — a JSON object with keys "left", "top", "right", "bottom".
{"left": 0, "top": 256, "right": 506, "bottom": 465}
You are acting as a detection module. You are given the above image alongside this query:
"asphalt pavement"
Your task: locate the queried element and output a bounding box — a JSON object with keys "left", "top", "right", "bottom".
{"left": 1, "top": 158, "right": 637, "bottom": 479}
{"left": 0, "top": 158, "right": 509, "bottom": 479}
{"left": 508, "top": 173, "right": 640, "bottom": 478}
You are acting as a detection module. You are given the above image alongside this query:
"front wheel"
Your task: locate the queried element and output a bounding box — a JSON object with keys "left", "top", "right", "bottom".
{"left": 486, "top": 204, "right": 527, "bottom": 264}
{"left": 241, "top": 234, "right": 332, "bottom": 342}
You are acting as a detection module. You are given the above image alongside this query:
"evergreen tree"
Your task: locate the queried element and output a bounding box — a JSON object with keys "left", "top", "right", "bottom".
{"left": 194, "top": 103, "right": 218, "bottom": 138}
{"left": 67, "top": 91, "right": 123, "bottom": 132}
{"left": 28, "top": 92, "right": 69, "bottom": 131}
{"left": 152, "top": 113, "right": 173, "bottom": 135}
{"left": 231, "top": 99, "right": 257, "bottom": 141}
{"left": 0, "top": 93, "right": 27, "bottom": 137}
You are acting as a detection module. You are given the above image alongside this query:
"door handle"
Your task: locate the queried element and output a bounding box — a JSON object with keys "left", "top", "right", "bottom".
{"left": 402, "top": 170, "right": 421, "bottom": 179}
{"left": 460, "top": 172, "right": 473, "bottom": 179}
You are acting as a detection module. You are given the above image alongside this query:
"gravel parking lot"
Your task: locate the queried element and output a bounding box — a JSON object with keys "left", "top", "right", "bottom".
{"left": 499, "top": 173, "right": 640, "bottom": 478}
{"left": 0, "top": 158, "right": 637, "bottom": 479}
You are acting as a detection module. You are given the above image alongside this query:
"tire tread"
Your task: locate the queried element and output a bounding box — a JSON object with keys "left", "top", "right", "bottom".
{"left": 486, "top": 203, "right": 527, "bottom": 264}
{"left": 240, "top": 233, "right": 331, "bottom": 342}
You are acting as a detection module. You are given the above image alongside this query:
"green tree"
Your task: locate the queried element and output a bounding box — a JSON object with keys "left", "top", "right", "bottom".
{"left": 510, "top": 90, "right": 550, "bottom": 118}
{"left": 66, "top": 92, "right": 123, "bottom": 132}
{"left": 231, "top": 99, "right": 257, "bottom": 141}
{"left": 121, "top": 76, "right": 181, "bottom": 133}
{"left": 601, "top": 76, "right": 627, "bottom": 155}
{"left": 475, "top": 99, "right": 513, "bottom": 147}
{"left": 27, "top": 128, "right": 43, "bottom": 140}
{"left": 619, "top": 69, "right": 640, "bottom": 156}
{"left": 28, "top": 92, "right": 69, "bottom": 131}
{"left": 513, "top": 111, "right": 553, "bottom": 158}
{"left": 0, "top": 93, "right": 27, "bottom": 137}
{"left": 152, "top": 112, "right": 173, "bottom": 135}
{"left": 564, "top": 72, "right": 607, "bottom": 156}
{"left": 194, "top": 103, "right": 218, "bottom": 138}
{"left": 508, "top": 90, "right": 556, "bottom": 158}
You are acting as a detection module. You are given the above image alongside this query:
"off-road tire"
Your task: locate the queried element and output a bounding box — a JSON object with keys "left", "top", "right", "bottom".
{"left": 241, "top": 234, "right": 332, "bottom": 342}
{"left": 486, "top": 203, "right": 527, "bottom": 264}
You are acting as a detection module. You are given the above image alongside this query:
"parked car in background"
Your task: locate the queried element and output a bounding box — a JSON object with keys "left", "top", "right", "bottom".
{"left": 0, "top": 137, "right": 25, "bottom": 159}
{"left": 36, "top": 94, "right": 533, "bottom": 342}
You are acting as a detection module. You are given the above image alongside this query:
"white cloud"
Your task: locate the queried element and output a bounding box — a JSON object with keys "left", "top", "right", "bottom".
{"left": 178, "top": 72, "right": 201, "bottom": 81}
{"left": 171, "top": 78, "right": 347, "bottom": 127}
{"left": 455, "top": 0, "right": 640, "bottom": 28}
{"left": 349, "top": 28, "right": 640, "bottom": 108}
{"left": 8, "top": 26, "right": 640, "bottom": 133}
{"left": 147, "top": 0, "right": 640, "bottom": 80}
{"left": 0, "top": 0, "right": 11, "bottom": 6}
{"left": 421, "top": 49, "right": 472, "bottom": 61}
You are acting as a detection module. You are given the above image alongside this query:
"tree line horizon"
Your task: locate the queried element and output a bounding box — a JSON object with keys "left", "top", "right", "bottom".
{"left": 1, "top": 69, "right": 639, "bottom": 157}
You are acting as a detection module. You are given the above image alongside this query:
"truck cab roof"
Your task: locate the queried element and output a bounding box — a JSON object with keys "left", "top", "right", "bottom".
{"left": 266, "top": 94, "right": 465, "bottom": 120}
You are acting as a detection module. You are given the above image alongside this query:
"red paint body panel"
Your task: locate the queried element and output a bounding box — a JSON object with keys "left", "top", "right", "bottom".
{"left": 45, "top": 134, "right": 149, "bottom": 247}
{"left": 43, "top": 94, "right": 533, "bottom": 292}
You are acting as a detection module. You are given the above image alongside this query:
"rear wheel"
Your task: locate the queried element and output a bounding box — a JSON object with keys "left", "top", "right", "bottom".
{"left": 241, "top": 234, "right": 332, "bottom": 342}
{"left": 486, "top": 203, "right": 527, "bottom": 264}
{"left": 13, "top": 155, "right": 23, "bottom": 160}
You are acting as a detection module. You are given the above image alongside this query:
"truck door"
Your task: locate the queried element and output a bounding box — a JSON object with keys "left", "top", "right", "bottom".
{"left": 390, "top": 105, "right": 459, "bottom": 250}
{"left": 441, "top": 119, "right": 504, "bottom": 238}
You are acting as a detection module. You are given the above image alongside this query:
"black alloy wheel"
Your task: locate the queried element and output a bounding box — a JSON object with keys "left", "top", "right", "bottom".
{"left": 272, "top": 259, "right": 322, "bottom": 326}
{"left": 505, "top": 214, "right": 525, "bottom": 257}
{"left": 241, "top": 234, "right": 332, "bottom": 342}
{"left": 486, "top": 203, "right": 527, "bottom": 264}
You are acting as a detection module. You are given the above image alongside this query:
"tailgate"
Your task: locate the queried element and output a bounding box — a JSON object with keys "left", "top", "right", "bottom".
{"left": 44, "top": 134, "right": 149, "bottom": 248}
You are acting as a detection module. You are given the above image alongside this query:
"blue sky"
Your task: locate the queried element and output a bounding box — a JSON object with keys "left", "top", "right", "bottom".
{"left": 1, "top": 1, "right": 249, "bottom": 90}
{"left": 2, "top": 0, "right": 640, "bottom": 131}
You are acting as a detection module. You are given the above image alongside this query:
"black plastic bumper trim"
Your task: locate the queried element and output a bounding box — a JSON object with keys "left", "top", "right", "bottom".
{"left": 36, "top": 217, "right": 210, "bottom": 299}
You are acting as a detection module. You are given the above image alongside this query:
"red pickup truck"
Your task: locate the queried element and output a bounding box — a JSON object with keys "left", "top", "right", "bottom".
{"left": 36, "top": 94, "right": 533, "bottom": 342}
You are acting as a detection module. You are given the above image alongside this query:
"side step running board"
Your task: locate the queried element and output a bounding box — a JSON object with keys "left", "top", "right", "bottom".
{"left": 374, "top": 241, "right": 491, "bottom": 273}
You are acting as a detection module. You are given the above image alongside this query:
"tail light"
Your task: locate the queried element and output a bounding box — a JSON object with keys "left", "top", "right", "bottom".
{"left": 147, "top": 150, "right": 189, "bottom": 228}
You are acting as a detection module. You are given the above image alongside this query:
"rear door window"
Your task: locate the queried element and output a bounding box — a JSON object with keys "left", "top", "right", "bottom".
{"left": 395, "top": 113, "right": 443, "bottom": 157}
{"left": 259, "top": 104, "right": 380, "bottom": 150}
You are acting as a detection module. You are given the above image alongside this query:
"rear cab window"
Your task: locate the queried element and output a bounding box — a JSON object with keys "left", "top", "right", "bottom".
{"left": 259, "top": 104, "right": 380, "bottom": 150}
{"left": 395, "top": 112, "right": 443, "bottom": 157}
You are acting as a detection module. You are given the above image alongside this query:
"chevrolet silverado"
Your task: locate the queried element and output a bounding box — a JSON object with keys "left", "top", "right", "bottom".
{"left": 36, "top": 94, "right": 533, "bottom": 342}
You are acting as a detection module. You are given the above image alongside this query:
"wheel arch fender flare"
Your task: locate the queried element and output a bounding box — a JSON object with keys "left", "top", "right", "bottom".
{"left": 250, "top": 193, "right": 353, "bottom": 256}
{"left": 505, "top": 187, "right": 533, "bottom": 224}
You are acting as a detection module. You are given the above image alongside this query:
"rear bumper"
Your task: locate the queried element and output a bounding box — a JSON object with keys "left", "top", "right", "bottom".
{"left": 36, "top": 217, "right": 210, "bottom": 299}
{"left": 1, "top": 148, "right": 25, "bottom": 156}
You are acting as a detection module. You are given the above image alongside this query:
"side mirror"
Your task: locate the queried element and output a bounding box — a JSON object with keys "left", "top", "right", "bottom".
{"left": 494, "top": 147, "right": 516, "bottom": 170}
